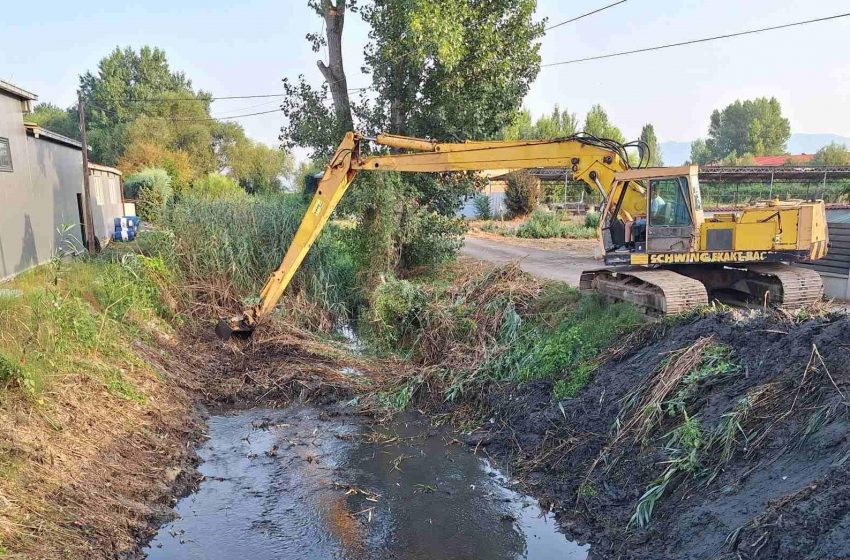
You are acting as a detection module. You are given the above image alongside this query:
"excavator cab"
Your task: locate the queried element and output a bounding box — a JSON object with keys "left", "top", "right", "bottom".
{"left": 600, "top": 166, "right": 703, "bottom": 266}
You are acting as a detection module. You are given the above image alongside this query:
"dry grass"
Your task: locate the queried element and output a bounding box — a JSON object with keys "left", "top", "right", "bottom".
{"left": 412, "top": 262, "right": 543, "bottom": 371}
{"left": 0, "top": 332, "right": 196, "bottom": 558}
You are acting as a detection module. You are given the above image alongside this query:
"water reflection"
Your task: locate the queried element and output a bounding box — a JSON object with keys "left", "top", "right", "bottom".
{"left": 144, "top": 406, "right": 587, "bottom": 560}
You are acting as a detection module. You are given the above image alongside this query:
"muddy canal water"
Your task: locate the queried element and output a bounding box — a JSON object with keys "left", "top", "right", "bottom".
{"left": 144, "top": 405, "right": 588, "bottom": 559}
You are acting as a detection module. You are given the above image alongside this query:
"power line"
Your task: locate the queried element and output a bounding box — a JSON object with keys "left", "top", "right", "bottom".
{"left": 125, "top": 93, "right": 286, "bottom": 103}
{"left": 211, "top": 98, "right": 282, "bottom": 115}
{"left": 165, "top": 108, "right": 283, "bottom": 122}
{"left": 545, "top": 0, "right": 627, "bottom": 31}
{"left": 543, "top": 11, "right": 850, "bottom": 67}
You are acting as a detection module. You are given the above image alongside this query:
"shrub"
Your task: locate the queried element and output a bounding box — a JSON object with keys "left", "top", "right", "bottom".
{"left": 584, "top": 211, "right": 601, "bottom": 229}
{"left": 190, "top": 173, "right": 247, "bottom": 200}
{"left": 505, "top": 171, "right": 540, "bottom": 218}
{"left": 370, "top": 277, "right": 427, "bottom": 348}
{"left": 399, "top": 210, "right": 467, "bottom": 269}
{"left": 127, "top": 168, "right": 173, "bottom": 221}
{"left": 477, "top": 287, "right": 641, "bottom": 398}
{"left": 124, "top": 167, "right": 170, "bottom": 199}
{"left": 514, "top": 210, "right": 596, "bottom": 239}
{"left": 473, "top": 194, "right": 492, "bottom": 220}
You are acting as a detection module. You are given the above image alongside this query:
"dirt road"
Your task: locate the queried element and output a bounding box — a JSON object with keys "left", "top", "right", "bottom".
{"left": 461, "top": 234, "right": 599, "bottom": 287}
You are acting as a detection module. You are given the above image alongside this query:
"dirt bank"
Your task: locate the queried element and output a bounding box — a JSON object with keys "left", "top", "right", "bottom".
{"left": 0, "top": 308, "right": 391, "bottom": 558}
{"left": 477, "top": 311, "right": 850, "bottom": 560}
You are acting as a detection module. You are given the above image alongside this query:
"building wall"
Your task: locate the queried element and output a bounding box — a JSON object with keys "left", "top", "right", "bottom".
{"left": 2, "top": 94, "right": 57, "bottom": 278}
{"left": 21, "top": 134, "right": 84, "bottom": 272}
{"left": 0, "top": 90, "right": 87, "bottom": 280}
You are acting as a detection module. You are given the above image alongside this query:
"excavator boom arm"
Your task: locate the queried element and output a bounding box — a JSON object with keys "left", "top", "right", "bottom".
{"left": 216, "top": 131, "right": 636, "bottom": 338}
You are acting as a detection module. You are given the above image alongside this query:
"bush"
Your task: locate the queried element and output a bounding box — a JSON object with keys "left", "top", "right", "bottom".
{"left": 514, "top": 210, "right": 596, "bottom": 239}
{"left": 399, "top": 209, "right": 467, "bottom": 269}
{"left": 370, "top": 277, "right": 427, "bottom": 348}
{"left": 584, "top": 211, "right": 601, "bottom": 229}
{"left": 505, "top": 171, "right": 540, "bottom": 218}
{"left": 473, "top": 194, "right": 492, "bottom": 220}
{"left": 124, "top": 167, "right": 170, "bottom": 199}
{"left": 126, "top": 168, "right": 173, "bottom": 222}
{"left": 190, "top": 173, "right": 247, "bottom": 200}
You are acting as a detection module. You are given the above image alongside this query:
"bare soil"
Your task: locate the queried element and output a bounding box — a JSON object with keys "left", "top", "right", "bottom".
{"left": 461, "top": 234, "right": 599, "bottom": 287}
{"left": 475, "top": 311, "right": 850, "bottom": 560}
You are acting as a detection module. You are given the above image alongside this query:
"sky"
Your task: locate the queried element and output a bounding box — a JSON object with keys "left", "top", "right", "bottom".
{"left": 2, "top": 0, "right": 849, "bottom": 158}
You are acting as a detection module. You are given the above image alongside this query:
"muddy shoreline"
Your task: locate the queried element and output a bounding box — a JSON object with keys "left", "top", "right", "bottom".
{"left": 474, "top": 312, "right": 850, "bottom": 560}
{"left": 120, "top": 311, "right": 850, "bottom": 560}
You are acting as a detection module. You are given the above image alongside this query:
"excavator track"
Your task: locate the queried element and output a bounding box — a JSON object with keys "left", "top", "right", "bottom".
{"left": 737, "top": 263, "right": 824, "bottom": 309}
{"left": 580, "top": 268, "right": 709, "bottom": 316}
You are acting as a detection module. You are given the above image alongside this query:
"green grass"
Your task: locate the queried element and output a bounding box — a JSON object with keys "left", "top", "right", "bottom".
{"left": 513, "top": 211, "right": 596, "bottom": 239}
{"left": 483, "top": 291, "right": 641, "bottom": 398}
{"left": 0, "top": 254, "right": 176, "bottom": 401}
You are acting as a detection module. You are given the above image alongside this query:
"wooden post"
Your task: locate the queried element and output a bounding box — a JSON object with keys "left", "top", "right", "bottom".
{"left": 77, "top": 93, "right": 96, "bottom": 252}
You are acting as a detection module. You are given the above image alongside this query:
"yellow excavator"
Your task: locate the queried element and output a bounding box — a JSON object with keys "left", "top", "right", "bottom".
{"left": 216, "top": 131, "right": 828, "bottom": 339}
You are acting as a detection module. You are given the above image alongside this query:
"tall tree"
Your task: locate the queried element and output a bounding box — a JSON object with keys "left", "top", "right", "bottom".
{"left": 308, "top": 1, "right": 355, "bottom": 131}
{"left": 282, "top": 0, "right": 544, "bottom": 273}
{"left": 639, "top": 123, "right": 663, "bottom": 166}
{"left": 704, "top": 97, "right": 790, "bottom": 161}
{"left": 79, "top": 46, "right": 198, "bottom": 165}
{"left": 583, "top": 104, "right": 624, "bottom": 143}
{"left": 361, "top": 0, "right": 542, "bottom": 140}
{"left": 689, "top": 138, "right": 711, "bottom": 165}
{"left": 501, "top": 106, "right": 578, "bottom": 140}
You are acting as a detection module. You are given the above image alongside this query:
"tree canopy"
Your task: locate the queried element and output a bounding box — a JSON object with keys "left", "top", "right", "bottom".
{"left": 26, "top": 103, "right": 80, "bottom": 140}
{"left": 701, "top": 97, "right": 790, "bottom": 162}
{"left": 281, "top": 0, "right": 544, "bottom": 272}
{"left": 639, "top": 124, "right": 663, "bottom": 166}
{"left": 500, "top": 106, "right": 578, "bottom": 140}
{"left": 812, "top": 142, "right": 850, "bottom": 165}
{"left": 583, "top": 104, "right": 625, "bottom": 143}
{"left": 30, "top": 46, "right": 292, "bottom": 194}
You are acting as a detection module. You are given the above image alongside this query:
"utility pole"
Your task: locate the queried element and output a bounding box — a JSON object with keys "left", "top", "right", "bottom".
{"left": 77, "top": 92, "right": 96, "bottom": 252}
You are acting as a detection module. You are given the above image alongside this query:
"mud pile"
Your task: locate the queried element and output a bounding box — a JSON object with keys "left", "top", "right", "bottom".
{"left": 480, "top": 311, "right": 850, "bottom": 560}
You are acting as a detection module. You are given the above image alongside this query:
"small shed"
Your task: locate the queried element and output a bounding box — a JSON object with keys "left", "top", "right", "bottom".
{"left": 88, "top": 163, "right": 124, "bottom": 244}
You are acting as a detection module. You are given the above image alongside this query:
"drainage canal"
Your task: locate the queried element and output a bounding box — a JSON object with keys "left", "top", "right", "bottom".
{"left": 145, "top": 405, "right": 588, "bottom": 559}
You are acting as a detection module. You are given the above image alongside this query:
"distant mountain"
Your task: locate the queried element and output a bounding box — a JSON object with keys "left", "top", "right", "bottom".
{"left": 659, "top": 134, "right": 850, "bottom": 166}
{"left": 786, "top": 133, "right": 850, "bottom": 155}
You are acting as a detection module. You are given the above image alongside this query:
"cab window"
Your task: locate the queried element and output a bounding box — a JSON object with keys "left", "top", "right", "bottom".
{"left": 649, "top": 177, "right": 692, "bottom": 226}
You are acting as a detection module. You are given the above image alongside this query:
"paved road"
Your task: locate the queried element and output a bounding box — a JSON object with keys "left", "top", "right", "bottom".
{"left": 461, "top": 236, "right": 600, "bottom": 287}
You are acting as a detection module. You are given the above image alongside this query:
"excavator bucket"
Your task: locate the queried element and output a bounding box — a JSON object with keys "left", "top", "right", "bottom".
{"left": 215, "top": 316, "right": 255, "bottom": 340}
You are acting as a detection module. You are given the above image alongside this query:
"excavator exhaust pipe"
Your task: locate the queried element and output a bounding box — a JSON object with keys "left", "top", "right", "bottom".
{"left": 215, "top": 316, "right": 255, "bottom": 340}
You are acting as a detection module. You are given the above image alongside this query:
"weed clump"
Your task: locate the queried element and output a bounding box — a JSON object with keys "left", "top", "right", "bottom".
{"left": 371, "top": 278, "right": 427, "bottom": 349}
{"left": 363, "top": 262, "right": 641, "bottom": 407}
{"left": 514, "top": 210, "right": 596, "bottom": 239}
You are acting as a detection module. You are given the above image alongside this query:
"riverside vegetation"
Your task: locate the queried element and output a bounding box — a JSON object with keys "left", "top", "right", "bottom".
{"left": 1, "top": 191, "right": 848, "bottom": 560}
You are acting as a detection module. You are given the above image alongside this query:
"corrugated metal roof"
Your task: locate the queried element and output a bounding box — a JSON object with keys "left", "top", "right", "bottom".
{"left": 827, "top": 209, "right": 850, "bottom": 224}
{"left": 0, "top": 80, "right": 37, "bottom": 101}
{"left": 750, "top": 154, "right": 816, "bottom": 166}
{"left": 24, "top": 123, "right": 83, "bottom": 149}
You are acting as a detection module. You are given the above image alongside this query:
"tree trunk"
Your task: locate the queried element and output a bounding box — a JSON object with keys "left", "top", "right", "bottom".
{"left": 316, "top": 0, "right": 354, "bottom": 131}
